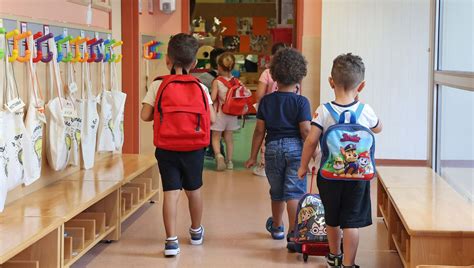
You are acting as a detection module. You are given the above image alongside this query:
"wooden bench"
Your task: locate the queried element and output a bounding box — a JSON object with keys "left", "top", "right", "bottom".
{"left": 0, "top": 154, "right": 159, "bottom": 268}
{"left": 377, "top": 167, "right": 474, "bottom": 268}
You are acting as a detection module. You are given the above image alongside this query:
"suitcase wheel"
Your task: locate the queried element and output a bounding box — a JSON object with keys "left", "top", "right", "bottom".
{"left": 303, "top": 253, "right": 308, "bottom": 262}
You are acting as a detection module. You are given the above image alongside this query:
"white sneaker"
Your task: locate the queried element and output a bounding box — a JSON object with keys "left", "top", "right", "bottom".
{"left": 216, "top": 154, "right": 226, "bottom": 171}
{"left": 226, "top": 161, "right": 234, "bottom": 170}
{"left": 252, "top": 165, "right": 266, "bottom": 177}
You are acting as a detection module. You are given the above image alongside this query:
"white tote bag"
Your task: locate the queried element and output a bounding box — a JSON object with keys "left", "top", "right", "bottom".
{"left": 96, "top": 57, "right": 116, "bottom": 152}
{"left": 45, "top": 38, "right": 80, "bottom": 171}
{"left": 23, "top": 35, "right": 45, "bottom": 185}
{"left": 65, "top": 51, "right": 82, "bottom": 167}
{"left": 0, "top": 29, "right": 7, "bottom": 212}
{"left": 1, "top": 35, "right": 32, "bottom": 190}
{"left": 78, "top": 48, "right": 99, "bottom": 169}
{"left": 110, "top": 61, "right": 126, "bottom": 151}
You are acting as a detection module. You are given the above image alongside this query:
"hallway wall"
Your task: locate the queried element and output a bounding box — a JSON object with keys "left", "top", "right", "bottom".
{"left": 320, "top": 0, "right": 431, "bottom": 161}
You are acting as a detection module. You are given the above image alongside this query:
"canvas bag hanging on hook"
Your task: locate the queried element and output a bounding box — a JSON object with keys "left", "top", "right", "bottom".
{"left": 0, "top": 30, "right": 7, "bottom": 212}
{"left": 23, "top": 35, "right": 45, "bottom": 185}
{"left": 110, "top": 59, "right": 126, "bottom": 151}
{"left": 0, "top": 33, "right": 33, "bottom": 191}
{"left": 78, "top": 44, "right": 99, "bottom": 169}
{"left": 45, "top": 38, "right": 79, "bottom": 171}
{"left": 96, "top": 43, "right": 120, "bottom": 152}
{"left": 66, "top": 44, "right": 82, "bottom": 167}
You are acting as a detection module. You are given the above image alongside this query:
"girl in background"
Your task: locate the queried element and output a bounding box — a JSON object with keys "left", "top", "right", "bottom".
{"left": 210, "top": 52, "right": 240, "bottom": 171}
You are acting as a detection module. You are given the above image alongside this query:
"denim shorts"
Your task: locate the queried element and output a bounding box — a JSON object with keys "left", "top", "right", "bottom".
{"left": 265, "top": 138, "right": 307, "bottom": 201}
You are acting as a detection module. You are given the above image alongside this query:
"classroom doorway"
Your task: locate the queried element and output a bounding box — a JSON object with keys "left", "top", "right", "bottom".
{"left": 188, "top": 0, "right": 297, "bottom": 170}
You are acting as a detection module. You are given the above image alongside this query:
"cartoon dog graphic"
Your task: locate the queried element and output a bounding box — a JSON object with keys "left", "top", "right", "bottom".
{"left": 333, "top": 156, "right": 345, "bottom": 176}
{"left": 358, "top": 151, "right": 373, "bottom": 175}
{"left": 340, "top": 144, "right": 359, "bottom": 177}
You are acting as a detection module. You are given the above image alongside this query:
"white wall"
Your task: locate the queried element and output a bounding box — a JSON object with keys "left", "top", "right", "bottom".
{"left": 320, "top": 0, "right": 431, "bottom": 160}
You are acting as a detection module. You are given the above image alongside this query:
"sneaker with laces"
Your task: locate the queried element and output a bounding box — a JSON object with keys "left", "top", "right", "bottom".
{"left": 326, "top": 253, "right": 343, "bottom": 267}
{"left": 164, "top": 238, "right": 180, "bottom": 257}
{"left": 226, "top": 160, "right": 234, "bottom": 170}
{"left": 215, "top": 153, "right": 226, "bottom": 171}
{"left": 189, "top": 226, "right": 204, "bottom": 245}
{"left": 265, "top": 217, "right": 285, "bottom": 240}
{"left": 252, "top": 165, "right": 266, "bottom": 177}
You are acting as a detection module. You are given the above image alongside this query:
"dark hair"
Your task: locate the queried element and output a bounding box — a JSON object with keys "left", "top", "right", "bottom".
{"left": 331, "top": 53, "right": 365, "bottom": 90}
{"left": 167, "top": 33, "right": 199, "bottom": 68}
{"left": 270, "top": 48, "right": 307, "bottom": 86}
{"left": 217, "top": 52, "right": 235, "bottom": 72}
{"left": 210, "top": 48, "right": 226, "bottom": 70}
{"left": 271, "top": 42, "right": 287, "bottom": 55}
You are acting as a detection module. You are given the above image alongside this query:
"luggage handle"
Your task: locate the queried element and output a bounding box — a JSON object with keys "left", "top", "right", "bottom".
{"left": 309, "top": 166, "right": 316, "bottom": 194}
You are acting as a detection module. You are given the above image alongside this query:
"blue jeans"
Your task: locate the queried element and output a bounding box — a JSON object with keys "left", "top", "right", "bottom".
{"left": 265, "top": 138, "right": 307, "bottom": 201}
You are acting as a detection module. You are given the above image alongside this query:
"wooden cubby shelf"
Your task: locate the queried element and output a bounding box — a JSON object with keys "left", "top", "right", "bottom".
{"left": 121, "top": 177, "right": 159, "bottom": 223}
{"left": 1, "top": 154, "right": 160, "bottom": 268}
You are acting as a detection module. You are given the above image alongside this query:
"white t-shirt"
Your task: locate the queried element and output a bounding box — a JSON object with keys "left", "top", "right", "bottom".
{"left": 311, "top": 101, "right": 379, "bottom": 133}
{"left": 142, "top": 80, "right": 213, "bottom": 106}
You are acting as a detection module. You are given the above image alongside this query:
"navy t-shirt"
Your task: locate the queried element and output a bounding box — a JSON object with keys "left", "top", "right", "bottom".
{"left": 257, "top": 91, "right": 312, "bottom": 143}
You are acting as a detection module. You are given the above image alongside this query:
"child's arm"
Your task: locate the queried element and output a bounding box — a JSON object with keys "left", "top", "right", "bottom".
{"left": 211, "top": 79, "right": 219, "bottom": 103}
{"left": 298, "top": 125, "right": 322, "bottom": 178}
{"left": 245, "top": 119, "right": 266, "bottom": 168}
{"left": 140, "top": 103, "right": 154, "bottom": 122}
{"left": 299, "top": 121, "right": 311, "bottom": 141}
{"left": 255, "top": 81, "right": 267, "bottom": 103}
{"left": 209, "top": 104, "right": 216, "bottom": 123}
{"left": 371, "top": 120, "right": 383, "bottom": 134}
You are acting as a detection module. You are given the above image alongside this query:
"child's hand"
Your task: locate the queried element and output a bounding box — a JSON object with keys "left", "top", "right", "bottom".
{"left": 245, "top": 158, "right": 257, "bottom": 169}
{"left": 297, "top": 166, "right": 308, "bottom": 179}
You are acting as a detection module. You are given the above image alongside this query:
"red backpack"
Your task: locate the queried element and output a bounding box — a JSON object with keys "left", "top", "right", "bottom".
{"left": 153, "top": 75, "right": 211, "bottom": 151}
{"left": 216, "top": 77, "right": 253, "bottom": 116}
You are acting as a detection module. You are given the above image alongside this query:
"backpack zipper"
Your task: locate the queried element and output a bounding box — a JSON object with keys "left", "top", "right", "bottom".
{"left": 195, "top": 114, "right": 201, "bottom": 131}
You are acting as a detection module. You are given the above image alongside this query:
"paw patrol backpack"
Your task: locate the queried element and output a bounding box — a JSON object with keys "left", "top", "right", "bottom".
{"left": 319, "top": 103, "right": 376, "bottom": 181}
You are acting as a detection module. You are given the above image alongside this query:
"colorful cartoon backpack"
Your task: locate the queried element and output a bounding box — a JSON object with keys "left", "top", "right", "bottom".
{"left": 216, "top": 76, "right": 253, "bottom": 116}
{"left": 294, "top": 194, "right": 327, "bottom": 246}
{"left": 319, "top": 103, "right": 376, "bottom": 181}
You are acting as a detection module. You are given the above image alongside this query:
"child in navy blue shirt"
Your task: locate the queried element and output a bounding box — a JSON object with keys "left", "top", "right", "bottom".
{"left": 245, "top": 48, "right": 311, "bottom": 248}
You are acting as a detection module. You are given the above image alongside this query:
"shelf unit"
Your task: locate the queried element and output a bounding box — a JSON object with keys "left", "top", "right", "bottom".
{"left": 0, "top": 154, "right": 159, "bottom": 268}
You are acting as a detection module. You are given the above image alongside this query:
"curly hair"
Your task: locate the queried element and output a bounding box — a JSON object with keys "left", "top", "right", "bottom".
{"left": 270, "top": 48, "right": 307, "bottom": 86}
{"left": 167, "top": 33, "right": 199, "bottom": 68}
{"left": 331, "top": 53, "right": 365, "bottom": 90}
{"left": 217, "top": 52, "right": 235, "bottom": 72}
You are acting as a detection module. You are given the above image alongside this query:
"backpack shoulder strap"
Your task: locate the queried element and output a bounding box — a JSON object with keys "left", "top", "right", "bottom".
{"left": 324, "top": 103, "right": 340, "bottom": 122}
{"left": 355, "top": 103, "right": 365, "bottom": 122}
{"left": 216, "top": 76, "right": 234, "bottom": 89}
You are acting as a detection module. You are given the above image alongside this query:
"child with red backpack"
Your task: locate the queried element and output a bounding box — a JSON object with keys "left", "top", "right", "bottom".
{"left": 140, "top": 33, "right": 216, "bottom": 257}
{"left": 210, "top": 52, "right": 251, "bottom": 171}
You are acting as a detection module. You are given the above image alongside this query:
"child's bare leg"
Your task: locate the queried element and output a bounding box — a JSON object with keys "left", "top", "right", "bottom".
{"left": 342, "top": 228, "right": 359, "bottom": 266}
{"left": 185, "top": 189, "right": 203, "bottom": 229}
{"left": 286, "top": 199, "right": 299, "bottom": 233}
{"left": 223, "top": 130, "right": 233, "bottom": 162}
{"left": 163, "top": 190, "right": 181, "bottom": 237}
{"left": 271, "top": 200, "right": 285, "bottom": 227}
{"left": 212, "top": 131, "right": 223, "bottom": 155}
{"left": 327, "top": 225, "right": 342, "bottom": 255}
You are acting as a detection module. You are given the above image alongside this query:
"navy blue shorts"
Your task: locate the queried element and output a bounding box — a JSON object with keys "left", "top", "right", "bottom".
{"left": 155, "top": 148, "right": 205, "bottom": 191}
{"left": 317, "top": 173, "right": 372, "bottom": 229}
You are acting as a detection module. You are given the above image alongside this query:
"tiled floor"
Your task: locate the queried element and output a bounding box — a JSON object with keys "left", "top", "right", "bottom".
{"left": 74, "top": 170, "right": 402, "bottom": 268}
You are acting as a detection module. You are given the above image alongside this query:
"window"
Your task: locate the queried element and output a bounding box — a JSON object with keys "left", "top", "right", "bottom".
{"left": 433, "top": 0, "right": 474, "bottom": 201}
{"left": 436, "top": 86, "right": 474, "bottom": 200}
{"left": 438, "top": 0, "right": 474, "bottom": 72}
